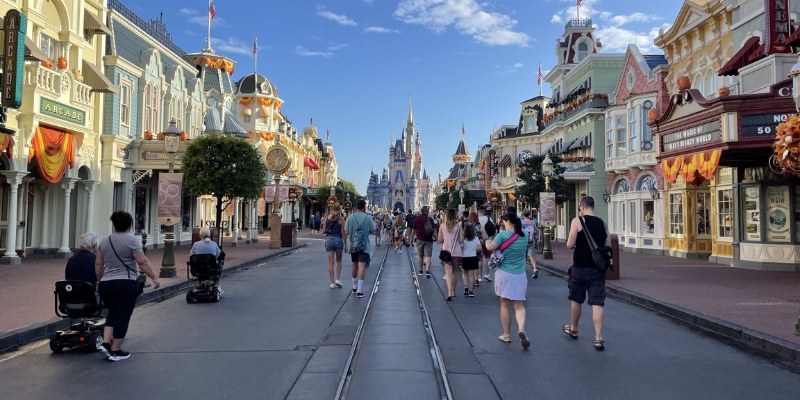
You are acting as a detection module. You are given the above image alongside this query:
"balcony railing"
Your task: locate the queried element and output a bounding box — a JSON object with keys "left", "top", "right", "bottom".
{"left": 544, "top": 96, "right": 609, "bottom": 127}
{"left": 604, "top": 150, "right": 657, "bottom": 172}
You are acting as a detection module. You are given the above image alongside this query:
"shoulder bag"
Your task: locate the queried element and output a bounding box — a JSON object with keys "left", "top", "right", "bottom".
{"left": 579, "top": 216, "right": 613, "bottom": 272}
{"left": 488, "top": 233, "right": 519, "bottom": 270}
{"left": 108, "top": 237, "right": 147, "bottom": 294}
{"left": 438, "top": 223, "right": 460, "bottom": 262}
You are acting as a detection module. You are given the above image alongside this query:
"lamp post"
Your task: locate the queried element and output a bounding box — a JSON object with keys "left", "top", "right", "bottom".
{"left": 541, "top": 153, "right": 554, "bottom": 260}
{"left": 345, "top": 193, "right": 352, "bottom": 215}
{"left": 288, "top": 170, "right": 298, "bottom": 231}
{"left": 160, "top": 118, "right": 181, "bottom": 278}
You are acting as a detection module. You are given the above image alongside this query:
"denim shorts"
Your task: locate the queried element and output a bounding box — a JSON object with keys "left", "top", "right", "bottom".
{"left": 567, "top": 266, "right": 606, "bottom": 306}
{"left": 326, "top": 236, "right": 344, "bottom": 252}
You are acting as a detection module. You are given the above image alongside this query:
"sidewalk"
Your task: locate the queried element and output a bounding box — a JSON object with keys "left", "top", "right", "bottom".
{"left": 537, "top": 241, "right": 800, "bottom": 368}
{"left": 0, "top": 229, "right": 321, "bottom": 353}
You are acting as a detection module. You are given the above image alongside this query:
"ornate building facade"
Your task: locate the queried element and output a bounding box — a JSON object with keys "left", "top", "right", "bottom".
{"left": 366, "top": 101, "right": 431, "bottom": 213}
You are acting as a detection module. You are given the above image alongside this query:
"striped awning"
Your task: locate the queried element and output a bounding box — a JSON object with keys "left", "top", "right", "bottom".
{"left": 499, "top": 154, "right": 512, "bottom": 167}
{"left": 565, "top": 133, "right": 591, "bottom": 152}
{"left": 204, "top": 108, "right": 223, "bottom": 133}
{"left": 543, "top": 138, "right": 563, "bottom": 154}
{"left": 223, "top": 111, "right": 248, "bottom": 138}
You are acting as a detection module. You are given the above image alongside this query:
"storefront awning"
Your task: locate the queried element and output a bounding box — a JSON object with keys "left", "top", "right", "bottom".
{"left": 718, "top": 36, "right": 765, "bottom": 76}
{"left": 566, "top": 133, "right": 591, "bottom": 152}
{"left": 82, "top": 59, "right": 118, "bottom": 93}
{"left": 543, "top": 138, "right": 563, "bottom": 154}
{"left": 499, "top": 154, "right": 512, "bottom": 167}
{"left": 660, "top": 149, "right": 721, "bottom": 186}
{"left": 304, "top": 156, "right": 320, "bottom": 170}
{"left": 223, "top": 111, "right": 248, "bottom": 138}
{"left": 204, "top": 108, "right": 222, "bottom": 133}
{"left": 24, "top": 37, "right": 48, "bottom": 61}
{"left": 84, "top": 10, "right": 112, "bottom": 35}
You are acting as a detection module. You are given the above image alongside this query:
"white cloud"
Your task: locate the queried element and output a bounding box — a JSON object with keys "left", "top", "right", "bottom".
{"left": 365, "top": 26, "right": 401, "bottom": 34}
{"left": 210, "top": 37, "right": 252, "bottom": 57}
{"left": 317, "top": 6, "right": 357, "bottom": 27}
{"left": 295, "top": 45, "right": 334, "bottom": 58}
{"left": 180, "top": 8, "right": 222, "bottom": 27}
{"left": 550, "top": 2, "right": 668, "bottom": 53}
{"left": 514, "top": 62, "right": 524, "bottom": 68}
{"left": 394, "top": 0, "right": 529, "bottom": 47}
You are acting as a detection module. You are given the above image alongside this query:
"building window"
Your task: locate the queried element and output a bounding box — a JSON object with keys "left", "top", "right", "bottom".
{"left": 526, "top": 115, "right": 535, "bottom": 133}
{"left": 641, "top": 108, "right": 653, "bottom": 146}
{"left": 717, "top": 189, "right": 733, "bottom": 238}
{"left": 643, "top": 200, "right": 655, "bottom": 234}
{"left": 151, "top": 85, "right": 159, "bottom": 132}
{"left": 144, "top": 84, "right": 152, "bottom": 133}
{"left": 697, "top": 192, "right": 711, "bottom": 236}
{"left": 39, "top": 34, "right": 62, "bottom": 62}
{"left": 576, "top": 42, "right": 588, "bottom": 62}
{"left": 606, "top": 118, "right": 613, "bottom": 158}
{"left": 629, "top": 107, "right": 638, "bottom": 153}
{"left": 629, "top": 202, "right": 636, "bottom": 234}
{"left": 616, "top": 115, "right": 627, "bottom": 157}
{"left": 795, "top": 186, "right": 800, "bottom": 242}
{"left": 669, "top": 193, "right": 683, "bottom": 235}
{"left": 120, "top": 83, "right": 131, "bottom": 127}
{"left": 182, "top": 192, "right": 192, "bottom": 232}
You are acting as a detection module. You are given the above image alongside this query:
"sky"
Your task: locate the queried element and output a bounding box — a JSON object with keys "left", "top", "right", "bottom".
{"left": 124, "top": 0, "right": 683, "bottom": 193}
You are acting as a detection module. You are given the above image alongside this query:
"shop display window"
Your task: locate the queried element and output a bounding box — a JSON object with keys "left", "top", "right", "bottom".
{"left": 643, "top": 200, "right": 655, "bottom": 234}
{"left": 629, "top": 202, "right": 636, "bottom": 234}
{"left": 669, "top": 193, "right": 683, "bottom": 235}
{"left": 696, "top": 192, "right": 711, "bottom": 236}
{"left": 717, "top": 189, "right": 733, "bottom": 238}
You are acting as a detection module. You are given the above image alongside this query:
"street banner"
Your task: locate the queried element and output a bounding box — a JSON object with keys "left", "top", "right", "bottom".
{"left": 539, "top": 192, "right": 556, "bottom": 227}
{"left": 157, "top": 173, "right": 183, "bottom": 226}
{"left": 265, "top": 186, "right": 275, "bottom": 202}
{"left": 279, "top": 185, "right": 289, "bottom": 202}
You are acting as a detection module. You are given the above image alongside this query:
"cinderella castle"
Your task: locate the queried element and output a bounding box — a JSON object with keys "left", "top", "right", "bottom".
{"left": 366, "top": 101, "right": 432, "bottom": 213}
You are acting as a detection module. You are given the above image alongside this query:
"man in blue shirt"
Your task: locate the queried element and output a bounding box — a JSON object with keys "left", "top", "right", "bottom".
{"left": 345, "top": 199, "right": 376, "bottom": 298}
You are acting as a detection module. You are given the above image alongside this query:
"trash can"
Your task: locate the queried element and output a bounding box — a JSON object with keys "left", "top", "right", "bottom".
{"left": 606, "top": 234, "right": 620, "bottom": 280}
{"left": 281, "top": 223, "right": 296, "bottom": 247}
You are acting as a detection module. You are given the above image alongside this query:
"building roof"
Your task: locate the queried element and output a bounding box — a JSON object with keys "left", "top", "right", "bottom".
{"left": 235, "top": 73, "right": 279, "bottom": 97}
{"left": 643, "top": 55, "right": 668, "bottom": 70}
{"left": 223, "top": 111, "right": 249, "bottom": 138}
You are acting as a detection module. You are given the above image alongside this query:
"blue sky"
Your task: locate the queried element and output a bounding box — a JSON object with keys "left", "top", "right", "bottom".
{"left": 125, "top": 0, "right": 682, "bottom": 193}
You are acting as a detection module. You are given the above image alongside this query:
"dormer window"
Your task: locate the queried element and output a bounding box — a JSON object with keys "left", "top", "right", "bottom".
{"left": 576, "top": 42, "right": 588, "bottom": 63}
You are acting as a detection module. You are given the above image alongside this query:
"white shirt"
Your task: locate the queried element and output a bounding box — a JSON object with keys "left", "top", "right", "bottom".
{"left": 462, "top": 237, "right": 480, "bottom": 258}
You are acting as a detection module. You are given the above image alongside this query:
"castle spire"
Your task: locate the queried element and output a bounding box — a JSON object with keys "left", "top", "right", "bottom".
{"left": 407, "top": 94, "right": 414, "bottom": 126}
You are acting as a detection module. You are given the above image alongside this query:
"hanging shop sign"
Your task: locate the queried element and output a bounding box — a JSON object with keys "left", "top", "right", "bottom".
{"left": 539, "top": 192, "right": 556, "bottom": 227}
{"left": 765, "top": 186, "right": 791, "bottom": 242}
{"left": 2, "top": 10, "right": 26, "bottom": 109}
{"left": 40, "top": 98, "right": 85, "bottom": 125}
{"left": 740, "top": 113, "right": 796, "bottom": 139}
{"left": 661, "top": 120, "right": 721, "bottom": 153}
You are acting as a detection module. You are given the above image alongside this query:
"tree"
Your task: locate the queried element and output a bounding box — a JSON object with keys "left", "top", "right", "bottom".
{"left": 337, "top": 178, "right": 361, "bottom": 197}
{"left": 435, "top": 188, "right": 473, "bottom": 211}
{"left": 515, "top": 154, "right": 575, "bottom": 208}
{"left": 315, "top": 184, "right": 359, "bottom": 211}
{"left": 181, "top": 134, "right": 264, "bottom": 240}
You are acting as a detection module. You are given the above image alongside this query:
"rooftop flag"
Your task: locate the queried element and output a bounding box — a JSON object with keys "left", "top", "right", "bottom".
{"left": 209, "top": 1, "right": 216, "bottom": 19}
{"left": 537, "top": 61, "right": 543, "bottom": 96}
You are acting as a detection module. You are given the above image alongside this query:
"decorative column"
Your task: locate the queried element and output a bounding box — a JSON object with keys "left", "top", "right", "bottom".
{"left": 82, "top": 181, "right": 99, "bottom": 235}
{"left": 248, "top": 199, "right": 258, "bottom": 243}
{"left": 56, "top": 177, "right": 79, "bottom": 258}
{"left": 0, "top": 171, "right": 26, "bottom": 264}
{"left": 232, "top": 198, "right": 240, "bottom": 247}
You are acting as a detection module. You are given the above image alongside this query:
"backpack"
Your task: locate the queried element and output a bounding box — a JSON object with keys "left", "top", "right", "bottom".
{"left": 423, "top": 217, "right": 434, "bottom": 237}
{"left": 484, "top": 218, "right": 496, "bottom": 237}
{"left": 350, "top": 215, "right": 369, "bottom": 253}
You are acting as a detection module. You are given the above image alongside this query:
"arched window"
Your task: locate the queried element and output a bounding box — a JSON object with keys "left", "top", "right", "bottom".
{"left": 637, "top": 174, "right": 656, "bottom": 192}
{"left": 152, "top": 85, "right": 159, "bottom": 132}
{"left": 144, "top": 83, "right": 152, "bottom": 133}
{"left": 614, "top": 179, "right": 629, "bottom": 194}
{"left": 576, "top": 42, "right": 588, "bottom": 62}
{"left": 526, "top": 115, "right": 535, "bottom": 133}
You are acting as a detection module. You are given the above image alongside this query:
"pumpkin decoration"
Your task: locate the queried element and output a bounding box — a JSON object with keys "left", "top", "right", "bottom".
{"left": 677, "top": 75, "right": 691, "bottom": 91}
{"left": 156, "top": 132, "right": 165, "bottom": 141}
{"left": 42, "top": 58, "right": 53, "bottom": 69}
{"left": 718, "top": 86, "right": 730, "bottom": 97}
{"left": 180, "top": 131, "right": 188, "bottom": 141}
{"left": 647, "top": 108, "right": 658, "bottom": 122}
{"left": 143, "top": 130, "right": 153, "bottom": 140}
{"left": 57, "top": 56, "right": 67, "bottom": 70}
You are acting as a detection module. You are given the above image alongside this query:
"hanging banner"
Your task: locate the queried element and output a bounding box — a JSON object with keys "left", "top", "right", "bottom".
{"left": 3, "top": 9, "right": 26, "bottom": 109}
{"left": 157, "top": 172, "right": 183, "bottom": 226}
{"left": 539, "top": 192, "right": 556, "bottom": 227}
{"left": 265, "top": 186, "right": 275, "bottom": 202}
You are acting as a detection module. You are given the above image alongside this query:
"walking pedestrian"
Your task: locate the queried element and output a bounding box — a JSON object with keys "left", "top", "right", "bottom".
{"left": 564, "top": 196, "right": 610, "bottom": 351}
{"left": 478, "top": 207, "right": 495, "bottom": 283}
{"left": 94, "top": 211, "right": 161, "bottom": 361}
{"left": 437, "top": 208, "right": 463, "bottom": 301}
{"left": 411, "top": 206, "right": 435, "bottom": 278}
{"left": 467, "top": 211, "right": 483, "bottom": 288}
{"left": 374, "top": 214, "right": 383, "bottom": 247}
{"left": 405, "top": 210, "right": 416, "bottom": 247}
{"left": 323, "top": 204, "right": 346, "bottom": 289}
{"left": 484, "top": 207, "right": 529, "bottom": 349}
{"left": 522, "top": 211, "right": 539, "bottom": 279}
{"left": 393, "top": 212, "right": 405, "bottom": 252}
{"left": 461, "top": 224, "right": 480, "bottom": 297}
{"left": 312, "top": 212, "right": 322, "bottom": 235}
{"left": 345, "top": 199, "right": 376, "bottom": 298}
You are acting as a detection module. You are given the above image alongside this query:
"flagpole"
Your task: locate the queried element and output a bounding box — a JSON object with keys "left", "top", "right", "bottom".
{"left": 254, "top": 37, "right": 258, "bottom": 75}
{"left": 538, "top": 60, "right": 543, "bottom": 96}
{"left": 206, "top": 0, "right": 212, "bottom": 52}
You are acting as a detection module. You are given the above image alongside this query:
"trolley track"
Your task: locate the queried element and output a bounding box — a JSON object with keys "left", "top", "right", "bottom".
{"left": 333, "top": 243, "right": 452, "bottom": 400}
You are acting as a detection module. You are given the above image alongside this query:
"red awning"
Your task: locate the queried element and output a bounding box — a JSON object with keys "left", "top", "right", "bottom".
{"left": 787, "top": 28, "right": 800, "bottom": 47}
{"left": 718, "top": 36, "right": 766, "bottom": 76}
{"left": 304, "top": 157, "right": 320, "bottom": 170}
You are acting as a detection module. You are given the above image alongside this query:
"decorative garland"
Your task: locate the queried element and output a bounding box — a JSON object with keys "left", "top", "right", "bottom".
{"left": 543, "top": 93, "right": 608, "bottom": 124}
{"left": 772, "top": 114, "right": 800, "bottom": 176}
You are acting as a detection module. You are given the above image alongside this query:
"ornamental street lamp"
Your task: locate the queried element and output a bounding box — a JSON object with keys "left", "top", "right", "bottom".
{"left": 160, "top": 118, "right": 181, "bottom": 278}
{"left": 288, "top": 170, "right": 298, "bottom": 230}
{"left": 541, "top": 153, "right": 554, "bottom": 260}
{"left": 345, "top": 193, "right": 352, "bottom": 215}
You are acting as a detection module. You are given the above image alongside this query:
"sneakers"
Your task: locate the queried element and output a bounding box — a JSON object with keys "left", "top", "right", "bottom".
{"left": 418, "top": 271, "right": 425, "bottom": 276}
{"left": 464, "top": 287, "right": 470, "bottom": 296}
{"left": 352, "top": 288, "right": 357, "bottom": 293}
{"left": 468, "top": 290, "right": 475, "bottom": 297}
{"left": 478, "top": 277, "right": 484, "bottom": 283}
{"left": 335, "top": 280, "right": 343, "bottom": 288}
{"left": 330, "top": 283, "right": 336, "bottom": 289}
{"left": 483, "top": 274, "right": 492, "bottom": 282}
{"left": 108, "top": 350, "right": 130, "bottom": 362}
{"left": 426, "top": 272, "right": 431, "bottom": 279}
{"left": 97, "top": 342, "right": 111, "bottom": 358}
{"left": 532, "top": 270, "right": 539, "bottom": 279}
{"left": 356, "top": 292, "right": 365, "bottom": 298}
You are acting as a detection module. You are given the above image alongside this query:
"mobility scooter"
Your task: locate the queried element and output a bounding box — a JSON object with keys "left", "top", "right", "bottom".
{"left": 186, "top": 252, "right": 224, "bottom": 303}
{"left": 50, "top": 280, "right": 104, "bottom": 353}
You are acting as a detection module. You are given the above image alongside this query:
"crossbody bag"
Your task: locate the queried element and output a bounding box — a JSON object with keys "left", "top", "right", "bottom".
{"left": 488, "top": 233, "right": 519, "bottom": 270}
{"left": 438, "top": 223, "right": 461, "bottom": 262}
{"left": 578, "top": 216, "right": 613, "bottom": 272}
{"left": 108, "top": 237, "right": 147, "bottom": 294}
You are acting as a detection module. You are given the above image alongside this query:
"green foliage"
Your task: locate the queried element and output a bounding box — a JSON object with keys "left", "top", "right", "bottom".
{"left": 435, "top": 188, "right": 472, "bottom": 211}
{"left": 337, "top": 179, "right": 361, "bottom": 197}
{"left": 181, "top": 134, "right": 264, "bottom": 234}
{"left": 315, "top": 184, "right": 359, "bottom": 208}
{"left": 514, "top": 154, "right": 575, "bottom": 207}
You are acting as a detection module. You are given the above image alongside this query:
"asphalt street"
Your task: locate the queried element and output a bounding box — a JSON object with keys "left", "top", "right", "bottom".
{"left": 0, "top": 237, "right": 798, "bottom": 400}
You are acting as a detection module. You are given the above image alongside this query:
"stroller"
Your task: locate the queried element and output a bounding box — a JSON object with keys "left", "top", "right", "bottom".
{"left": 186, "top": 252, "right": 224, "bottom": 303}
{"left": 50, "top": 280, "right": 104, "bottom": 353}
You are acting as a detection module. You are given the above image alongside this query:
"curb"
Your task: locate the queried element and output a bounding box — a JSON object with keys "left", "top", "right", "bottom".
{"left": 537, "top": 263, "right": 800, "bottom": 373}
{"left": 0, "top": 244, "right": 307, "bottom": 355}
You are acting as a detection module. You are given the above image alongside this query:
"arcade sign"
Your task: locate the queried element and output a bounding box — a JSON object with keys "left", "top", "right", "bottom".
{"left": 2, "top": 10, "right": 26, "bottom": 109}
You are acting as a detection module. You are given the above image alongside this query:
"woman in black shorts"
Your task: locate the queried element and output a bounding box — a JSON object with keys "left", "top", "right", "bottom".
{"left": 460, "top": 224, "right": 480, "bottom": 297}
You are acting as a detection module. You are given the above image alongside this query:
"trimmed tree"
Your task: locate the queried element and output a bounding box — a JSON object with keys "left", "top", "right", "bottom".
{"left": 514, "top": 154, "right": 575, "bottom": 208}
{"left": 181, "top": 134, "right": 264, "bottom": 242}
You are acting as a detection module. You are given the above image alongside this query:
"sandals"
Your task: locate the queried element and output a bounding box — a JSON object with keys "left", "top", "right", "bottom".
{"left": 593, "top": 340, "right": 605, "bottom": 351}
{"left": 498, "top": 335, "right": 512, "bottom": 343}
{"left": 562, "top": 325, "right": 578, "bottom": 339}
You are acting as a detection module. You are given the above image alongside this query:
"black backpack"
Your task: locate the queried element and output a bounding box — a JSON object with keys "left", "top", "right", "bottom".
{"left": 484, "top": 218, "right": 496, "bottom": 237}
